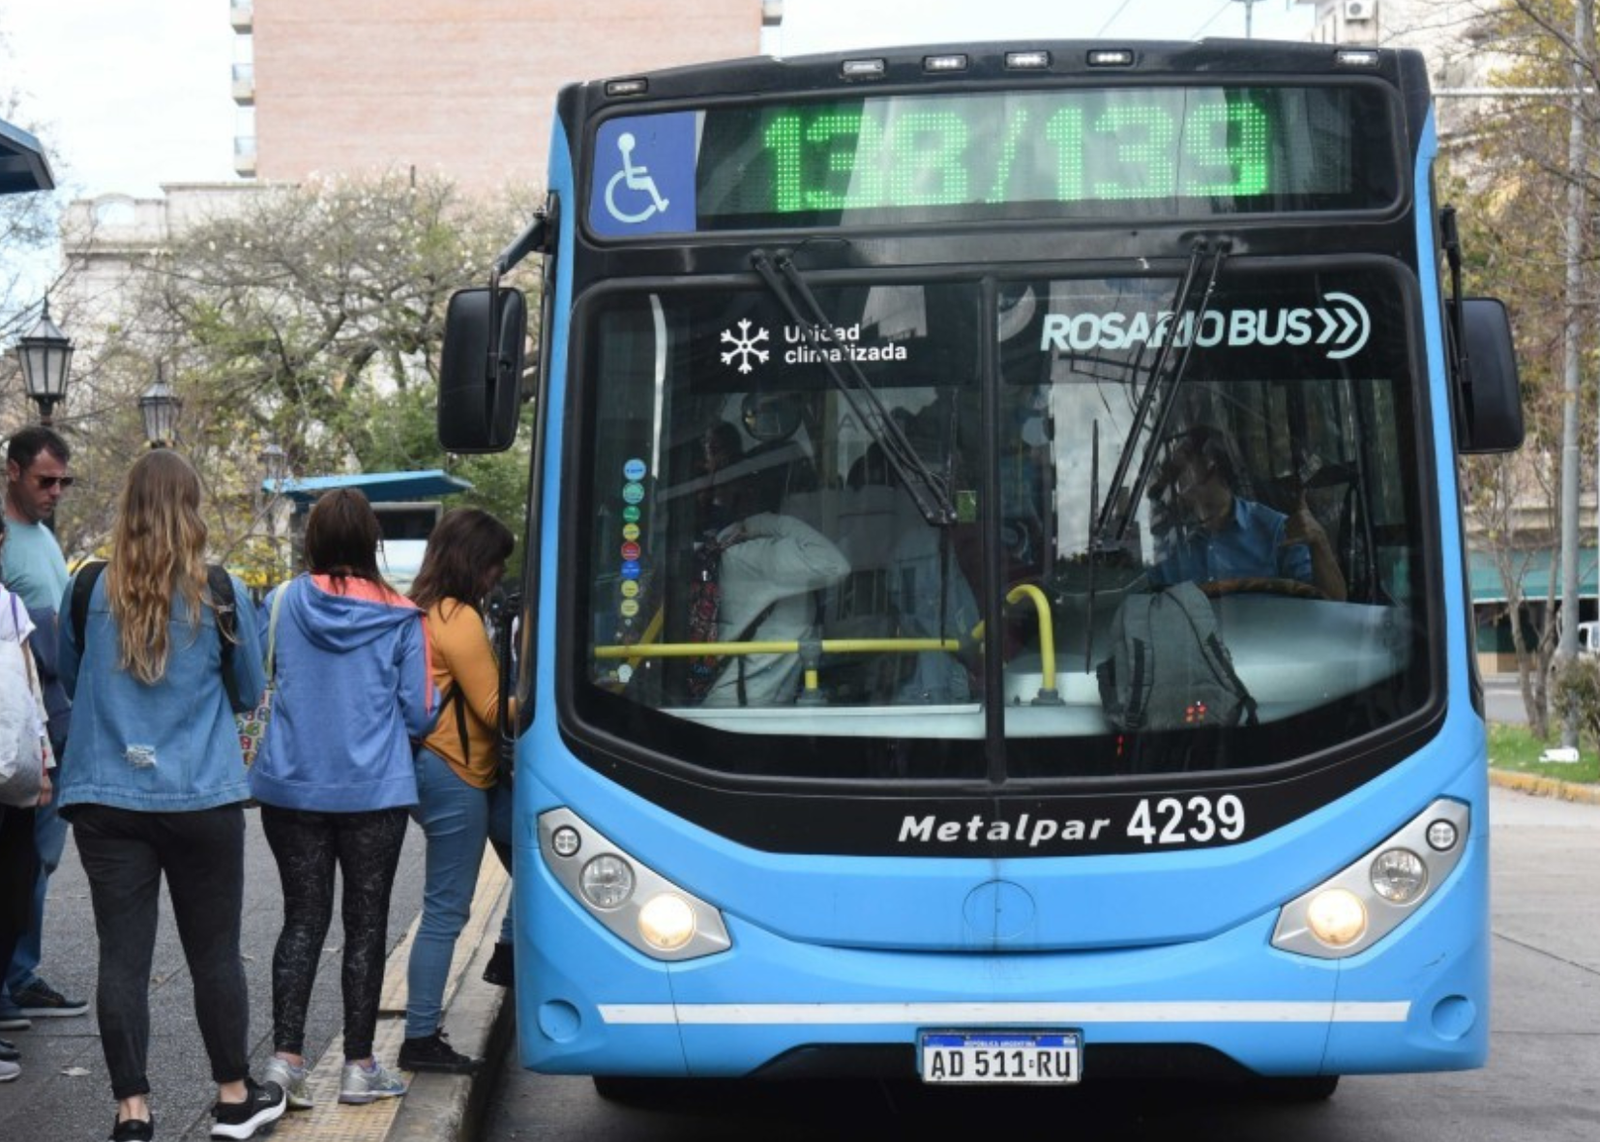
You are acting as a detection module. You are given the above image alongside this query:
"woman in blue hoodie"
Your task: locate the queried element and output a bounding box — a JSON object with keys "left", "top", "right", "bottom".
{"left": 248, "top": 489, "right": 434, "bottom": 1111}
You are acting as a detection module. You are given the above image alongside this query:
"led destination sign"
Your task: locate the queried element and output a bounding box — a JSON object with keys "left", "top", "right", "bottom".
{"left": 587, "top": 85, "right": 1397, "bottom": 236}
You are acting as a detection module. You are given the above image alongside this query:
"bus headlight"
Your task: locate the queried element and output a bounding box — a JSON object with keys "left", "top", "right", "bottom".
{"left": 579, "top": 855, "right": 635, "bottom": 909}
{"left": 1272, "top": 799, "right": 1469, "bottom": 960}
{"left": 638, "top": 893, "right": 697, "bottom": 951}
{"left": 1305, "top": 888, "right": 1367, "bottom": 947}
{"left": 539, "top": 807, "right": 732, "bottom": 962}
{"left": 1370, "top": 849, "right": 1428, "bottom": 903}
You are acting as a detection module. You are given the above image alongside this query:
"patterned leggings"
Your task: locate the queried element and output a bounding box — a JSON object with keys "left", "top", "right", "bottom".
{"left": 260, "top": 805, "right": 409, "bottom": 1061}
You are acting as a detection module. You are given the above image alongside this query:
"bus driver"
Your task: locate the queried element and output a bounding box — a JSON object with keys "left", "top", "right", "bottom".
{"left": 1150, "top": 425, "right": 1347, "bottom": 602}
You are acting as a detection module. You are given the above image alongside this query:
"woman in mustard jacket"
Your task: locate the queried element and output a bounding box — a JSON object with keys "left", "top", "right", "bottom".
{"left": 400, "top": 508, "right": 514, "bottom": 1074}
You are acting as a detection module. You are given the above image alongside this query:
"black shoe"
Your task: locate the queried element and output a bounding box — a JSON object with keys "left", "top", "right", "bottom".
{"left": 210, "top": 1078, "right": 286, "bottom": 1140}
{"left": 12, "top": 979, "right": 89, "bottom": 1018}
{"left": 482, "top": 941, "right": 514, "bottom": 987}
{"left": 0, "top": 1037, "right": 17, "bottom": 1061}
{"left": 398, "top": 1030, "right": 480, "bottom": 1074}
{"left": 110, "top": 1115, "right": 154, "bottom": 1142}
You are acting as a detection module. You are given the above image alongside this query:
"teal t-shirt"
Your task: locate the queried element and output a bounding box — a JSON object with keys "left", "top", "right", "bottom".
{"left": 3, "top": 517, "right": 69, "bottom": 613}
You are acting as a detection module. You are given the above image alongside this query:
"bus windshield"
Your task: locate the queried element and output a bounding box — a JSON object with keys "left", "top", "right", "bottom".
{"left": 576, "top": 261, "right": 1429, "bottom": 782}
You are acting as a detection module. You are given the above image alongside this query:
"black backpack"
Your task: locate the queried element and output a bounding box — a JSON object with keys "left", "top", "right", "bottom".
{"left": 69, "top": 561, "right": 252, "bottom": 714}
{"left": 1095, "top": 581, "right": 1257, "bottom": 733}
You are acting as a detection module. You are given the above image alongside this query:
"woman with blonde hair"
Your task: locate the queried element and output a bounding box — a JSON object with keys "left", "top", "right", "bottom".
{"left": 55, "top": 450, "right": 282, "bottom": 1142}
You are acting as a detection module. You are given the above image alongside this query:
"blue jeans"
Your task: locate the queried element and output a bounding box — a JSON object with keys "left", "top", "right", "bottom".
{"left": 405, "top": 748, "right": 512, "bottom": 1039}
{"left": 2, "top": 795, "right": 66, "bottom": 1003}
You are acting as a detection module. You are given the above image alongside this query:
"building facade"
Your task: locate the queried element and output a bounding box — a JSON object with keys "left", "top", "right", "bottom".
{"left": 233, "top": 0, "right": 763, "bottom": 191}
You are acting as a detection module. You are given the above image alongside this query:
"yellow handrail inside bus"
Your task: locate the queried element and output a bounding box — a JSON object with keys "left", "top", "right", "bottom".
{"left": 1004, "top": 583, "right": 1059, "bottom": 701}
{"left": 596, "top": 634, "right": 971, "bottom": 705}
{"left": 596, "top": 587, "right": 1064, "bottom": 706}
{"left": 964, "top": 584, "right": 1060, "bottom": 704}
{"left": 595, "top": 636, "right": 966, "bottom": 660}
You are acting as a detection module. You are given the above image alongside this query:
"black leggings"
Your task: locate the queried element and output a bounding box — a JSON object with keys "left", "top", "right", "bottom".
{"left": 260, "top": 805, "right": 409, "bottom": 1061}
{"left": 73, "top": 804, "right": 249, "bottom": 1100}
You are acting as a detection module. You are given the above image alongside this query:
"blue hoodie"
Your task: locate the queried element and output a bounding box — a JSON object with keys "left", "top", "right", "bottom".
{"left": 247, "top": 574, "right": 434, "bottom": 812}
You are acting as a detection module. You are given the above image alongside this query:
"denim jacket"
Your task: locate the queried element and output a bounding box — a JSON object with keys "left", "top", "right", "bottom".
{"left": 54, "top": 568, "right": 265, "bottom": 814}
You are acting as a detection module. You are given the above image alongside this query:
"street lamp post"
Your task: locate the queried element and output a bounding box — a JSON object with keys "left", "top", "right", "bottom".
{"left": 14, "top": 298, "right": 73, "bottom": 425}
{"left": 258, "top": 442, "right": 287, "bottom": 491}
{"left": 258, "top": 442, "right": 288, "bottom": 584}
{"left": 1232, "top": 0, "right": 1258, "bottom": 39}
{"left": 139, "top": 365, "right": 182, "bottom": 448}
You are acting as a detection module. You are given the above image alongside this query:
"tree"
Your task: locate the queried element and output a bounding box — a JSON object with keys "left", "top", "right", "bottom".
{"left": 1442, "top": 0, "right": 1600, "bottom": 732}
{"left": 60, "top": 172, "right": 539, "bottom": 580}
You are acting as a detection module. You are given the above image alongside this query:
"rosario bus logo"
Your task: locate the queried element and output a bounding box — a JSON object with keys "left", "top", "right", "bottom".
{"left": 1040, "top": 291, "right": 1371, "bottom": 360}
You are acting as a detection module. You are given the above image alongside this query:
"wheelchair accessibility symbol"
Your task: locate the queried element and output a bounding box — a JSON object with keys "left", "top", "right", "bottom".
{"left": 605, "top": 133, "right": 669, "bottom": 224}
{"left": 589, "top": 113, "right": 694, "bottom": 237}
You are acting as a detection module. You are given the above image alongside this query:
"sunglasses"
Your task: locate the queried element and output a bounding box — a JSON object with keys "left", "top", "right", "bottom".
{"left": 33, "top": 475, "right": 74, "bottom": 489}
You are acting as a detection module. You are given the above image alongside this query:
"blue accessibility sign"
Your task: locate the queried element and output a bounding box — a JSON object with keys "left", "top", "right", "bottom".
{"left": 589, "top": 113, "right": 697, "bottom": 238}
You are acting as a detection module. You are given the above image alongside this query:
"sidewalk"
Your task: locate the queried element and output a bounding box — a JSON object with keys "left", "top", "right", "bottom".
{"left": 272, "top": 853, "right": 515, "bottom": 1142}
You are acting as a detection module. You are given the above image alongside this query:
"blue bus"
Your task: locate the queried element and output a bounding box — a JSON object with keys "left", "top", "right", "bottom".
{"left": 438, "top": 39, "right": 1522, "bottom": 1098}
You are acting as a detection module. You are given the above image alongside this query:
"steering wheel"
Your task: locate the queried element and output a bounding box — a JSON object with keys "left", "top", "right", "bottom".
{"left": 1199, "top": 576, "right": 1327, "bottom": 601}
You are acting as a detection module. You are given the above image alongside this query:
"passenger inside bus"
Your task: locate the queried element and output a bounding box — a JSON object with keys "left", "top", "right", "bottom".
{"left": 694, "top": 421, "right": 849, "bottom": 707}
{"left": 829, "top": 442, "right": 979, "bottom": 705}
{"left": 1148, "top": 425, "right": 1348, "bottom": 601}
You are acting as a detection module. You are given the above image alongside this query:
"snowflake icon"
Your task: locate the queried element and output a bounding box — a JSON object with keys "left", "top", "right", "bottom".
{"left": 720, "top": 319, "right": 770, "bottom": 374}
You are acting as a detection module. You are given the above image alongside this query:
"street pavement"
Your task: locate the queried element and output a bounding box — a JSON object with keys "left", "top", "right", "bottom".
{"left": 0, "top": 812, "right": 428, "bottom": 1141}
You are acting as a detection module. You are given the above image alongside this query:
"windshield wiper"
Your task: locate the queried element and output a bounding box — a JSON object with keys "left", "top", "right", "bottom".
{"left": 751, "top": 248, "right": 959, "bottom": 527}
{"left": 1093, "top": 238, "right": 1230, "bottom": 549}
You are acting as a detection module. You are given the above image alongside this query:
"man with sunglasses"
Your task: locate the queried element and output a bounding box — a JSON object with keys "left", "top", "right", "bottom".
{"left": 0, "top": 425, "right": 84, "bottom": 1030}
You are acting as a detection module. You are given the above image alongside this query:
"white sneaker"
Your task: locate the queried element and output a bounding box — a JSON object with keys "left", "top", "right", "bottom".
{"left": 0, "top": 1058, "right": 19, "bottom": 1083}
{"left": 263, "top": 1055, "right": 312, "bottom": 1110}
{"left": 338, "top": 1058, "right": 407, "bottom": 1105}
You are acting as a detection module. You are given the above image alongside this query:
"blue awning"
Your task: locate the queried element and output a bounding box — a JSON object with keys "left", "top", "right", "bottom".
{"left": 1469, "top": 547, "right": 1597, "bottom": 605}
{"left": 0, "top": 117, "right": 53, "bottom": 195}
{"left": 264, "top": 469, "right": 474, "bottom": 506}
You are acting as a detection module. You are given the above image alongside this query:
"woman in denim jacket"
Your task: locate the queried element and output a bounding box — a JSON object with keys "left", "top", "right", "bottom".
{"left": 55, "top": 450, "right": 283, "bottom": 1142}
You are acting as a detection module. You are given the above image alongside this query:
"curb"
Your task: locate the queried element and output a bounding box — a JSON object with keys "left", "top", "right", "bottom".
{"left": 385, "top": 924, "right": 516, "bottom": 1142}
{"left": 1489, "top": 767, "right": 1600, "bottom": 805}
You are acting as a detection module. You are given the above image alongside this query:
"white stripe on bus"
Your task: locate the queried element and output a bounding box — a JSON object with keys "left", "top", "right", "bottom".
{"left": 597, "top": 1001, "right": 1410, "bottom": 1025}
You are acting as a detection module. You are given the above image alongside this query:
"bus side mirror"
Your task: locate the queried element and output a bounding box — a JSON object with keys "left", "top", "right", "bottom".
{"left": 438, "top": 286, "right": 526, "bottom": 454}
{"left": 1453, "top": 297, "right": 1523, "bottom": 455}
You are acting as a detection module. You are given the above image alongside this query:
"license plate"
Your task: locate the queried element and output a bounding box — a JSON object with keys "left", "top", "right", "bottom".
{"left": 918, "top": 1030, "right": 1082, "bottom": 1085}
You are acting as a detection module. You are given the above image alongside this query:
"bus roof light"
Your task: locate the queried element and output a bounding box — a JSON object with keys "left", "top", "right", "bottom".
{"left": 841, "top": 58, "right": 887, "bottom": 80}
{"left": 1335, "top": 49, "right": 1382, "bottom": 68}
{"left": 923, "top": 54, "right": 969, "bottom": 73}
{"left": 1087, "top": 49, "right": 1136, "bottom": 68}
{"left": 1004, "top": 50, "right": 1051, "bottom": 70}
{"left": 605, "top": 78, "right": 649, "bottom": 97}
